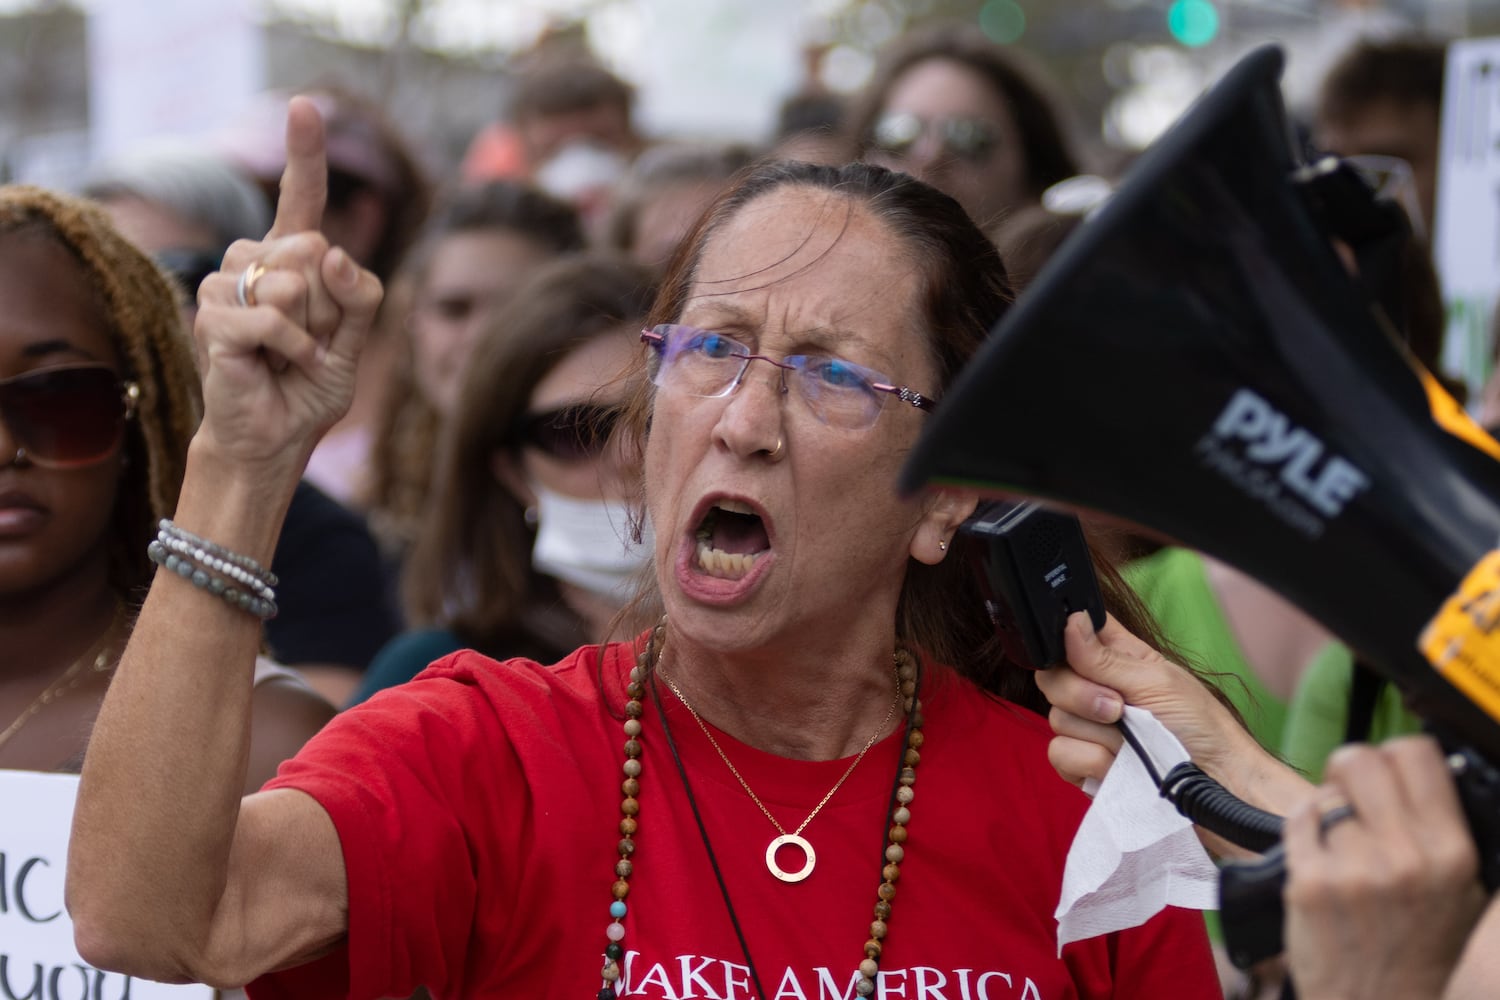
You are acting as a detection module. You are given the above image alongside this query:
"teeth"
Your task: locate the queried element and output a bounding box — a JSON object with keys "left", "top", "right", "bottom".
{"left": 714, "top": 499, "right": 754, "bottom": 515}
{"left": 696, "top": 543, "right": 758, "bottom": 580}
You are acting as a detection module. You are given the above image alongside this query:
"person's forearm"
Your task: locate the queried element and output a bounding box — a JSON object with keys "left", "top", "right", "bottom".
{"left": 1442, "top": 888, "right": 1500, "bottom": 1000}
{"left": 1200, "top": 724, "right": 1314, "bottom": 861}
{"left": 68, "top": 440, "right": 303, "bottom": 979}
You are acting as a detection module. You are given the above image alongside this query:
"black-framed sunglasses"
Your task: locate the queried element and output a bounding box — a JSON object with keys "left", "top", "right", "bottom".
{"left": 0, "top": 364, "right": 141, "bottom": 468}
{"left": 870, "top": 113, "right": 1000, "bottom": 163}
{"left": 513, "top": 403, "right": 619, "bottom": 462}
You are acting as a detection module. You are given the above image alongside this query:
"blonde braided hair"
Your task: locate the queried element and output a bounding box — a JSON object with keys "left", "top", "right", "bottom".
{"left": 0, "top": 185, "right": 203, "bottom": 598}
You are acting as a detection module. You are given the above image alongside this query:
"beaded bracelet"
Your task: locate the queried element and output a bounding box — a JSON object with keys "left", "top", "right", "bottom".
{"left": 154, "top": 527, "right": 277, "bottom": 601}
{"left": 159, "top": 519, "right": 278, "bottom": 586}
{"left": 147, "top": 540, "right": 278, "bottom": 620}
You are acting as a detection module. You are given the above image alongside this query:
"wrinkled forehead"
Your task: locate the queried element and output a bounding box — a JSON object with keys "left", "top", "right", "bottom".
{"left": 680, "top": 185, "right": 940, "bottom": 382}
{"left": 687, "top": 186, "right": 921, "bottom": 309}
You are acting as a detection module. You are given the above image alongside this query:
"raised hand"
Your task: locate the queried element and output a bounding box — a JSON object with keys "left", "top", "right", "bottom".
{"left": 191, "top": 96, "right": 383, "bottom": 473}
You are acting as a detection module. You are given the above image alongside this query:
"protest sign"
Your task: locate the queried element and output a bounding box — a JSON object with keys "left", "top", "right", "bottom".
{"left": 0, "top": 770, "right": 212, "bottom": 999}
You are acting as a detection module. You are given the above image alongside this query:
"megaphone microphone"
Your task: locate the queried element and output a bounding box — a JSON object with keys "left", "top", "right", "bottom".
{"left": 901, "top": 43, "right": 1500, "bottom": 968}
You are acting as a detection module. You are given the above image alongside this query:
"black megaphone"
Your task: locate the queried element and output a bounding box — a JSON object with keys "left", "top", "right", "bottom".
{"left": 901, "top": 44, "right": 1500, "bottom": 767}
{"left": 900, "top": 43, "right": 1500, "bottom": 969}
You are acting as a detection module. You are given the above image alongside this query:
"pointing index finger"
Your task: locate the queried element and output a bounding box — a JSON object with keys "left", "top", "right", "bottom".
{"left": 267, "top": 96, "right": 328, "bottom": 239}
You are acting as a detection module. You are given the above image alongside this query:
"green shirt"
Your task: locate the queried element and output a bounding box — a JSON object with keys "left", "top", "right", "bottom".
{"left": 1125, "top": 547, "right": 1290, "bottom": 752}
{"left": 1281, "top": 642, "right": 1422, "bottom": 782}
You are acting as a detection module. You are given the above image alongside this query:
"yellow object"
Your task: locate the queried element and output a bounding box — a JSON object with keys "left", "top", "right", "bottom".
{"left": 1419, "top": 367, "right": 1500, "bottom": 461}
{"left": 1419, "top": 549, "right": 1500, "bottom": 723}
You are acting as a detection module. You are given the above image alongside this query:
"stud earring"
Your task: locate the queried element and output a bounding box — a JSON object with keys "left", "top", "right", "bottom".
{"left": 938, "top": 538, "right": 948, "bottom": 552}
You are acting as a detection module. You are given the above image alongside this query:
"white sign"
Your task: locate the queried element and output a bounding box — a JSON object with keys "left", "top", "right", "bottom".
{"left": 1434, "top": 37, "right": 1500, "bottom": 399}
{"left": 0, "top": 770, "right": 213, "bottom": 999}
{"left": 86, "top": 0, "right": 265, "bottom": 162}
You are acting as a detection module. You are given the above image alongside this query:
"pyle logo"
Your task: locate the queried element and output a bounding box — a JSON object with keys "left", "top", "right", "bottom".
{"left": 1210, "top": 388, "right": 1370, "bottom": 517}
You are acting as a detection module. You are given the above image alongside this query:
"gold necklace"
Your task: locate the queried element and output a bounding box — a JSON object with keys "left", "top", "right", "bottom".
{"left": 660, "top": 657, "right": 901, "bottom": 883}
{"left": 0, "top": 604, "right": 124, "bottom": 753}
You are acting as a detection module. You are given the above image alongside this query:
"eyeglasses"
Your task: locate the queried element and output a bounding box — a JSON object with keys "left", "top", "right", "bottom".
{"left": 641, "top": 324, "right": 937, "bottom": 431}
{"left": 0, "top": 365, "right": 141, "bottom": 468}
{"left": 513, "top": 403, "right": 619, "bottom": 462}
{"left": 870, "top": 113, "right": 999, "bottom": 164}
{"left": 154, "top": 248, "right": 223, "bottom": 298}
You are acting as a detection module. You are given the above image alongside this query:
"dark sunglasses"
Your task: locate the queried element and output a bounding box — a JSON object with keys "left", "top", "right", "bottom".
{"left": 871, "top": 113, "right": 999, "bottom": 163}
{"left": 0, "top": 365, "right": 140, "bottom": 468}
{"left": 154, "top": 248, "right": 223, "bottom": 298}
{"left": 513, "top": 404, "right": 618, "bottom": 462}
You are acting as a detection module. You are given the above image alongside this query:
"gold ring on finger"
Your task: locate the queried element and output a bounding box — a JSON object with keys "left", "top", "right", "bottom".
{"left": 236, "top": 262, "right": 267, "bottom": 308}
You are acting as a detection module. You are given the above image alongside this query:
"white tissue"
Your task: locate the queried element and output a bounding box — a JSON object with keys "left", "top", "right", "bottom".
{"left": 1054, "top": 704, "right": 1220, "bottom": 953}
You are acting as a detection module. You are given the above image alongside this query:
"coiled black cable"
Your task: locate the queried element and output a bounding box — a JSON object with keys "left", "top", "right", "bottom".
{"left": 1115, "top": 718, "right": 1283, "bottom": 853}
{"left": 1159, "top": 761, "right": 1283, "bottom": 853}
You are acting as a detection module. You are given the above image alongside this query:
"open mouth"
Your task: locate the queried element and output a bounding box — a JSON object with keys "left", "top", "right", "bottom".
{"left": 694, "top": 499, "right": 771, "bottom": 581}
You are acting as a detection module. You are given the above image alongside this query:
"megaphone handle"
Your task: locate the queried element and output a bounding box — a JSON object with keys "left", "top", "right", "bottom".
{"left": 1442, "top": 740, "right": 1500, "bottom": 892}
{"left": 1219, "top": 845, "right": 1288, "bottom": 970}
{"left": 1218, "top": 739, "right": 1500, "bottom": 974}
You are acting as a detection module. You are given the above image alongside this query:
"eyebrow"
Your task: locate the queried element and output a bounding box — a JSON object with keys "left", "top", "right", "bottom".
{"left": 685, "top": 303, "right": 883, "bottom": 358}
{"left": 21, "top": 339, "right": 100, "bottom": 361}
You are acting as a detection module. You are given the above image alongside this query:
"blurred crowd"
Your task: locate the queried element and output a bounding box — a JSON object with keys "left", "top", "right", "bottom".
{"left": 0, "top": 15, "right": 1473, "bottom": 1000}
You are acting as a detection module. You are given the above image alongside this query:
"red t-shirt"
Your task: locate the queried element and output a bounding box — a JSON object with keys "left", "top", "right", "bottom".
{"left": 250, "top": 643, "right": 1217, "bottom": 999}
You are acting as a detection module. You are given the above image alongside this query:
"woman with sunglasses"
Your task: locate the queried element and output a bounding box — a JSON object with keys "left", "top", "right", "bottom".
{"left": 847, "top": 21, "right": 1081, "bottom": 230}
{"left": 0, "top": 184, "right": 332, "bottom": 781}
{"left": 350, "top": 255, "right": 654, "bottom": 706}
{"left": 70, "top": 102, "right": 1218, "bottom": 997}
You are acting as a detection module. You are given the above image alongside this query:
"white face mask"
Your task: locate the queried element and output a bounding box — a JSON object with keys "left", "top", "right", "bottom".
{"left": 531, "top": 484, "right": 653, "bottom": 604}
{"left": 534, "top": 141, "right": 628, "bottom": 203}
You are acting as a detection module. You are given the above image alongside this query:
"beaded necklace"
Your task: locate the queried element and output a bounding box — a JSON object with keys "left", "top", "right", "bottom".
{"left": 600, "top": 620, "right": 925, "bottom": 1000}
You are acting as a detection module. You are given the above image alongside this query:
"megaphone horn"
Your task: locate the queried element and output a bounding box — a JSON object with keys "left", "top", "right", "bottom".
{"left": 901, "top": 44, "right": 1500, "bottom": 763}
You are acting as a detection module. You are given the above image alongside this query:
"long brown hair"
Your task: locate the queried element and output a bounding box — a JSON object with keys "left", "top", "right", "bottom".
{"left": 401, "top": 254, "right": 656, "bottom": 650}
{"left": 363, "top": 181, "right": 586, "bottom": 554}
{"left": 613, "top": 161, "right": 1178, "bottom": 713}
{"left": 0, "top": 186, "right": 201, "bottom": 601}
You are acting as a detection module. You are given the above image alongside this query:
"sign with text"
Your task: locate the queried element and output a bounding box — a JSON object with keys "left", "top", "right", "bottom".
{"left": 1435, "top": 37, "right": 1500, "bottom": 400}
{"left": 0, "top": 770, "right": 212, "bottom": 999}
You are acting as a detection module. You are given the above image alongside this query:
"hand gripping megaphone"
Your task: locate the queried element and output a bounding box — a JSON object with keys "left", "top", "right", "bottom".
{"left": 900, "top": 43, "right": 1500, "bottom": 966}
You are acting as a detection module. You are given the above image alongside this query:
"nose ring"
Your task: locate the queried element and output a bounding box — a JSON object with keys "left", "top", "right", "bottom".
{"left": 767, "top": 436, "right": 785, "bottom": 462}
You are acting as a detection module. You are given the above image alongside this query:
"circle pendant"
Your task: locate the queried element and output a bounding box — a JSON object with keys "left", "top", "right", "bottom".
{"left": 765, "top": 834, "right": 816, "bottom": 882}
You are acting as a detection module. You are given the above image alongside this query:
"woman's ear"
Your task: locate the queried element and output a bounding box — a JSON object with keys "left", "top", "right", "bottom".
{"left": 910, "top": 487, "right": 979, "bottom": 565}
{"left": 490, "top": 449, "right": 536, "bottom": 512}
